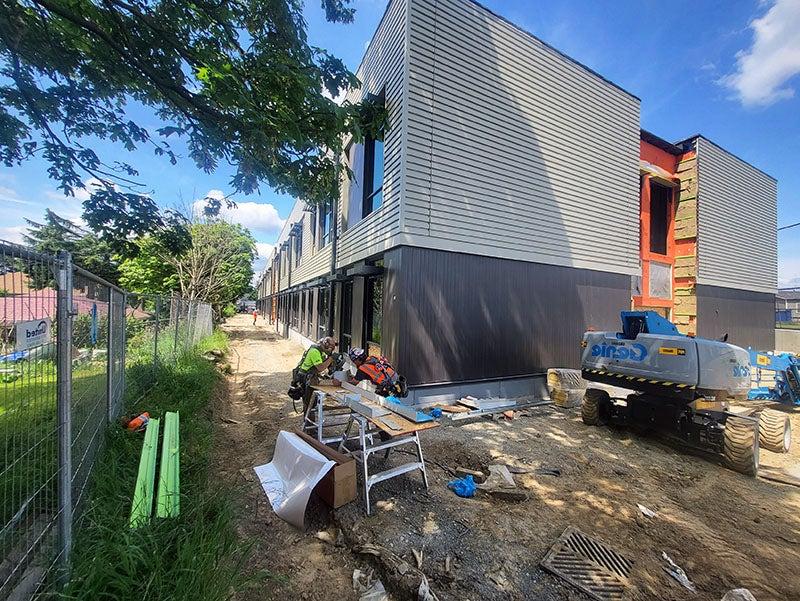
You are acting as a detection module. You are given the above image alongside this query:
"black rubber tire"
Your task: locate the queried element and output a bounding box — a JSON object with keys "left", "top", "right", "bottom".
{"left": 582, "top": 388, "right": 609, "bottom": 426}
{"left": 724, "top": 416, "right": 759, "bottom": 477}
{"left": 759, "top": 409, "right": 791, "bottom": 453}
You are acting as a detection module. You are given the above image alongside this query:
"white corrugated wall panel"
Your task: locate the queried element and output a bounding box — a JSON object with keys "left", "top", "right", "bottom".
{"left": 696, "top": 137, "right": 777, "bottom": 293}
{"left": 335, "top": 0, "right": 407, "bottom": 267}
{"left": 404, "top": 0, "right": 640, "bottom": 274}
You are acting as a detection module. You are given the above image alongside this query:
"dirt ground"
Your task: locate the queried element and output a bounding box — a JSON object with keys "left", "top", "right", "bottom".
{"left": 214, "top": 314, "right": 800, "bottom": 601}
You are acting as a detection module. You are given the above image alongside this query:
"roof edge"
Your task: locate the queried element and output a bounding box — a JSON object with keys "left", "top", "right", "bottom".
{"left": 674, "top": 134, "right": 777, "bottom": 182}
{"left": 462, "top": 0, "right": 640, "bottom": 102}
{"left": 640, "top": 129, "right": 682, "bottom": 155}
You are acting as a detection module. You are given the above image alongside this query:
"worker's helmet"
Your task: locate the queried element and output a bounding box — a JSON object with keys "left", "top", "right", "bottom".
{"left": 317, "top": 336, "right": 337, "bottom": 351}
{"left": 348, "top": 347, "right": 367, "bottom": 363}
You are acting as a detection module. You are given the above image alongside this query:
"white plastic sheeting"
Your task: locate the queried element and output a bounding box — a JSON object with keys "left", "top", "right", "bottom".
{"left": 253, "top": 431, "right": 335, "bottom": 529}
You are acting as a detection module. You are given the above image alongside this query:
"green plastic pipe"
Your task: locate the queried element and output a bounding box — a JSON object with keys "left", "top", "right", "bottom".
{"left": 156, "top": 412, "right": 180, "bottom": 518}
{"left": 130, "top": 418, "right": 160, "bottom": 528}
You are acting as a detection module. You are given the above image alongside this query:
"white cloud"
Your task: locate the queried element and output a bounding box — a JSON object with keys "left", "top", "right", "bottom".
{"left": 322, "top": 86, "right": 347, "bottom": 105}
{"left": 44, "top": 177, "right": 107, "bottom": 204}
{"left": 194, "top": 189, "right": 285, "bottom": 235}
{"left": 779, "top": 256, "right": 800, "bottom": 287}
{"left": 255, "top": 242, "right": 274, "bottom": 258}
{"left": 0, "top": 186, "right": 31, "bottom": 205}
{"left": 0, "top": 225, "right": 27, "bottom": 244}
{"left": 721, "top": 0, "right": 800, "bottom": 106}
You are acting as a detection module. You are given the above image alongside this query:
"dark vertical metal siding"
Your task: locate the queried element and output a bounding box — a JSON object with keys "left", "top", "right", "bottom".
{"left": 310, "top": 288, "right": 319, "bottom": 341}
{"left": 393, "top": 246, "right": 631, "bottom": 386}
{"left": 382, "top": 248, "right": 403, "bottom": 365}
{"left": 696, "top": 284, "right": 775, "bottom": 350}
{"left": 350, "top": 276, "right": 366, "bottom": 348}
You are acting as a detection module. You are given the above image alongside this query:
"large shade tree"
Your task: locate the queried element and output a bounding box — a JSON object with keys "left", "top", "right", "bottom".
{"left": 119, "top": 221, "right": 256, "bottom": 314}
{"left": 0, "top": 0, "right": 387, "bottom": 251}
{"left": 24, "top": 209, "right": 121, "bottom": 286}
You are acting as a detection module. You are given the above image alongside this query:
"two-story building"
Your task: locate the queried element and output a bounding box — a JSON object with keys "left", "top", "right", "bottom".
{"left": 255, "top": 0, "right": 777, "bottom": 401}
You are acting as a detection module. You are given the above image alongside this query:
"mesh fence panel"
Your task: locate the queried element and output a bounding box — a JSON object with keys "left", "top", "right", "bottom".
{"left": 0, "top": 241, "right": 214, "bottom": 599}
{"left": 69, "top": 269, "right": 109, "bottom": 520}
{"left": 108, "top": 290, "right": 125, "bottom": 421}
{"left": 0, "top": 243, "right": 60, "bottom": 599}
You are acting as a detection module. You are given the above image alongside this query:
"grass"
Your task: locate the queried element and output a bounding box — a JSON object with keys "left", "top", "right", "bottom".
{"left": 1, "top": 360, "right": 107, "bottom": 528}
{"left": 59, "top": 329, "right": 249, "bottom": 601}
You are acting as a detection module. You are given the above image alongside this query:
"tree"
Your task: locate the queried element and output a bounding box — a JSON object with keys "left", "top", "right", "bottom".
{"left": 0, "top": 0, "right": 388, "bottom": 246}
{"left": 119, "top": 221, "right": 256, "bottom": 314}
{"left": 24, "top": 208, "right": 120, "bottom": 286}
{"left": 117, "top": 235, "right": 179, "bottom": 295}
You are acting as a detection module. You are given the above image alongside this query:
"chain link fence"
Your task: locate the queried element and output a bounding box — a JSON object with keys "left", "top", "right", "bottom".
{"left": 0, "top": 241, "right": 212, "bottom": 599}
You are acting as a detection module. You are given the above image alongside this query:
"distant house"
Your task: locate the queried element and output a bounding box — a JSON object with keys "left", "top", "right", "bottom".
{"left": 777, "top": 289, "right": 800, "bottom": 323}
{"left": 255, "top": 0, "right": 777, "bottom": 400}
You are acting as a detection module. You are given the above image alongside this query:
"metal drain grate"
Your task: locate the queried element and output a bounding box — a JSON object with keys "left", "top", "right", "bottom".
{"left": 541, "top": 526, "right": 633, "bottom": 601}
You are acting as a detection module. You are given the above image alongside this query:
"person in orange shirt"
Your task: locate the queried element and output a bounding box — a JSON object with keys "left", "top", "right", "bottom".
{"left": 252, "top": 309, "right": 258, "bottom": 326}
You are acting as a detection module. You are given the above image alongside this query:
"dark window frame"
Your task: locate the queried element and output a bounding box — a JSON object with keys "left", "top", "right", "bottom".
{"left": 319, "top": 200, "right": 333, "bottom": 248}
{"left": 364, "top": 274, "right": 382, "bottom": 347}
{"left": 339, "top": 280, "right": 353, "bottom": 351}
{"left": 649, "top": 181, "right": 671, "bottom": 256}
{"left": 317, "top": 287, "right": 330, "bottom": 340}
{"left": 362, "top": 88, "right": 385, "bottom": 219}
{"left": 299, "top": 291, "right": 306, "bottom": 333}
{"left": 294, "top": 226, "right": 303, "bottom": 267}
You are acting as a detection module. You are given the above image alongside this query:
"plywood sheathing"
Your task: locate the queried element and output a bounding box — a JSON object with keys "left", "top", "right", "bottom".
{"left": 673, "top": 151, "right": 698, "bottom": 335}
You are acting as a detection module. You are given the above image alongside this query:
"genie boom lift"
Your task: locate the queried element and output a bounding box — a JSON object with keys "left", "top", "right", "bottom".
{"left": 580, "top": 311, "right": 791, "bottom": 476}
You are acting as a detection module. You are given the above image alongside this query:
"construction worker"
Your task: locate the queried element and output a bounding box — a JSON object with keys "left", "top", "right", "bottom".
{"left": 289, "top": 336, "right": 339, "bottom": 411}
{"left": 252, "top": 308, "right": 259, "bottom": 326}
{"left": 347, "top": 347, "right": 408, "bottom": 398}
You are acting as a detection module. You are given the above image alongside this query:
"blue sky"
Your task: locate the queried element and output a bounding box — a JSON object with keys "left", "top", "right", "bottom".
{"left": 1, "top": 0, "right": 798, "bottom": 283}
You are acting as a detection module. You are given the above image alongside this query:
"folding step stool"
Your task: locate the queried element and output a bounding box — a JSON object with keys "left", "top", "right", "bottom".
{"left": 337, "top": 413, "right": 429, "bottom": 515}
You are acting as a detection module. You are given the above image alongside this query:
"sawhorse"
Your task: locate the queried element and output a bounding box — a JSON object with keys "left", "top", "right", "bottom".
{"left": 303, "top": 389, "right": 360, "bottom": 445}
{"left": 338, "top": 414, "right": 429, "bottom": 515}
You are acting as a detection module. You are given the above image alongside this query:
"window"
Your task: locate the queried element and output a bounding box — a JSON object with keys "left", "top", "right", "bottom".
{"left": 317, "top": 287, "right": 330, "bottom": 339}
{"left": 305, "top": 290, "right": 313, "bottom": 337}
{"left": 319, "top": 200, "right": 333, "bottom": 248}
{"left": 299, "top": 292, "right": 306, "bottom": 334}
{"left": 649, "top": 182, "right": 671, "bottom": 256}
{"left": 291, "top": 293, "right": 299, "bottom": 329}
{"left": 362, "top": 91, "right": 385, "bottom": 218}
{"left": 294, "top": 228, "right": 302, "bottom": 267}
{"left": 364, "top": 275, "right": 382, "bottom": 346}
{"left": 339, "top": 281, "right": 353, "bottom": 350}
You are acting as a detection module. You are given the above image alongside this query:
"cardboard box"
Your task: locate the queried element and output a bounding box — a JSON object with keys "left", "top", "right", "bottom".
{"left": 295, "top": 430, "right": 357, "bottom": 508}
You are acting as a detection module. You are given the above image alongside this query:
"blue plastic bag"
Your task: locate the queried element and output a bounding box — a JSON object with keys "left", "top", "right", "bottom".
{"left": 447, "top": 475, "right": 476, "bottom": 498}
{"left": 430, "top": 407, "right": 442, "bottom": 418}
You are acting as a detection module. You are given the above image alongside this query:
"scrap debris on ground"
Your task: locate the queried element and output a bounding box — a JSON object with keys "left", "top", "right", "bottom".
{"left": 214, "top": 315, "right": 800, "bottom": 601}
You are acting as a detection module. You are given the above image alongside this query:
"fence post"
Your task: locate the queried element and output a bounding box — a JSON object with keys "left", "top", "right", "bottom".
{"left": 121, "top": 293, "right": 127, "bottom": 403}
{"left": 106, "top": 289, "right": 114, "bottom": 422}
{"left": 56, "top": 250, "right": 74, "bottom": 584}
{"left": 173, "top": 295, "right": 179, "bottom": 360}
{"left": 152, "top": 295, "right": 161, "bottom": 378}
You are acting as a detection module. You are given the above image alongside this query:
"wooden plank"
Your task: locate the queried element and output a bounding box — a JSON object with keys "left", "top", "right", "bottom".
{"left": 312, "top": 384, "right": 348, "bottom": 395}
{"left": 156, "top": 412, "right": 180, "bottom": 519}
{"left": 130, "top": 418, "right": 160, "bottom": 528}
{"left": 759, "top": 465, "right": 800, "bottom": 488}
{"left": 434, "top": 404, "right": 470, "bottom": 413}
{"left": 371, "top": 414, "right": 439, "bottom": 437}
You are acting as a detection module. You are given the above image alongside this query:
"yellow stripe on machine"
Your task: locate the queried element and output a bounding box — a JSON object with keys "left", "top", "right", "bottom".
{"left": 756, "top": 354, "right": 770, "bottom": 366}
{"left": 659, "top": 347, "right": 687, "bottom": 356}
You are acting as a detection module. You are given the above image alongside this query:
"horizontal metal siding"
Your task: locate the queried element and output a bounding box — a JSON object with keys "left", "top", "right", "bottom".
{"left": 391, "top": 246, "right": 631, "bottom": 385}
{"left": 272, "top": 202, "right": 333, "bottom": 291}
{"left": 696, "top": 284, "right": 775, "bottom": 350}
{"left": 336, "top": 0, "right": 407, "bottom": 267}
{"left": 404, "top": 0, "right": 641, "bottom": 274}
{"left": 696, "top": 137, "right": 777, "bottom": 293}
